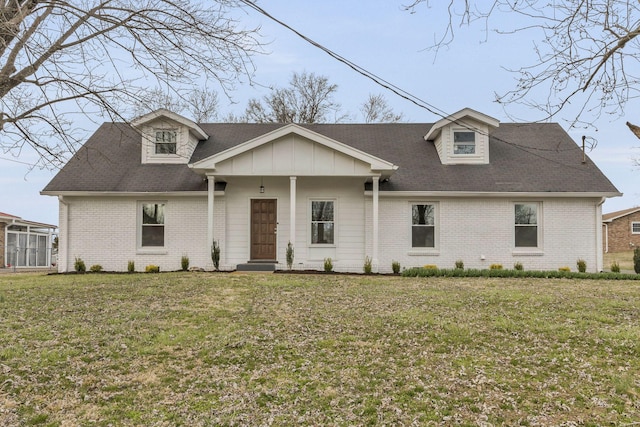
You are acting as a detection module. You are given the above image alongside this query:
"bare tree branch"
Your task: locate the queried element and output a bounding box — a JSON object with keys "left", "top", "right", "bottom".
{"left": 408, "top": 1, "right": 640, "bottom": 129}
{"left": 245, "top": 71, "right": 345, "bottom": 124}
{"left": 0, "top": 0, "right": 262, "bottom": 169}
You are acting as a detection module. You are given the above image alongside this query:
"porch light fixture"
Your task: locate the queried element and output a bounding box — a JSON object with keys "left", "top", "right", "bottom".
{"left": 259, "top": 178, "right": 265, "bottom": 193}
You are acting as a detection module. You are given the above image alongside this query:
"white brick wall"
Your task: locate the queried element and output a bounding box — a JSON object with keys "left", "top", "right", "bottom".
{"left": 56, "top": 191, "right": 603, "bottom": 274}
{"left": 60, "top": 196, "right": 209, "bottom": 272}
{"left": 376, "top": 197, "right": 602, "bottom": 273}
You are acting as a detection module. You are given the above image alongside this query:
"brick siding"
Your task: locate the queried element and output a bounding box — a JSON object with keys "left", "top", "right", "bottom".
{"left": 604, "top": 210, "right": 640, "bottom": 252}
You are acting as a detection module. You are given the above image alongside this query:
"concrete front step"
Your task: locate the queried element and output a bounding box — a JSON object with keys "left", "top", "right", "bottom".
{"left": 236, "top": 263, "right": 276, "bottom": 272}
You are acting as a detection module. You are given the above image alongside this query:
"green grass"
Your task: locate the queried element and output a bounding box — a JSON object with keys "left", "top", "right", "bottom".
{"left": 1, "top": 272, "right": 640, "bottom": 425}
{"left": 604, "top": 250, "right": 636, "bottom": 272}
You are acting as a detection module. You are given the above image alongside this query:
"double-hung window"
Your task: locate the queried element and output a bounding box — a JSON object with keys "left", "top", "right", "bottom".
{"left": 632, "top": 222, "right": 640, "bottom": 234}
{"left": 453, "top": 131, "right": 476, "bottom": 154}
{"left": 411, "top": 204, "right": 435, "bottom": 248}
{"left": 515, "top": 203, "right": 538, "bottom": 247}
{"left": 155, "top": 130, "right": 177, "bottom": 154}
{"left": 141, "top": 203, "right": 165, "bottom": 247}
{"left": 311, "top": 201, "right": 334, "bottom": 244}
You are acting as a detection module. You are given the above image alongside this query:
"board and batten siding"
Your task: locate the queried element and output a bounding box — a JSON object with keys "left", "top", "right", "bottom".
{"left": 369, "top": 197, "right": 603, "bottom": 273}
{"left": 221, "top": 176, "right": 366, "bottom": 271}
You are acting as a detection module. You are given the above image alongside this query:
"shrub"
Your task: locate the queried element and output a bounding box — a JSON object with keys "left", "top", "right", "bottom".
{"left": 181, "top": 255, "right": 189, "bottom": 271}
{"left": 145, "top": 265, "right": 160, "bottom": 273}
{"left": 324, "top": 257, "right": 333, "bottom": 272}
{"left": 558, "top": 266, "right": 571, "bottom": 272}
{"left": 454, "top": 259, "right": 464, "bottom": 270}
{"left": 490, "top": 263, "right": 503, "bottom": 270}
{"left": 611, "top": 261, "right": 621, "bottom": 273}
{"left": 127, "top": 260, "right": 135, "bottom": 273}
{"left": 423, "top": 264, "right": 437, "bottom": 269}
{"left": 576, "top": 258, "right": 587, "bottom": 273}
{"left": 286, "top": 242, "right": 294, "bottom": 270}
{"left": 211, "top": 240, "right": 221, "bottom": 271}
{"left": 363, "top": 256, "right": 372, "bottom": 274}
{"left": 391, "top": 261, "right": 401, "bottom": 274}
{"left": 514, "top": 261, "right": 524, "bottom": 271}
{"left": 74, "top": 257, "right": 86, "bottom": 273}
{"left": 89, "top": 264, "right": 103, "bottom": 273}
{"left": 634, "top": 247, "right": 640, "bottom": 274}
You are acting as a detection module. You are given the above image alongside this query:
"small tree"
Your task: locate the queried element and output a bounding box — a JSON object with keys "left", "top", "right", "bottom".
{"left": 634, "top": 247, "right": 640, "bottom": 274}
{"left": 211, "top": 240, "right": 221, "bottom": 271}
{"left": 286, "top": 242, "right": 294, "bottom": 270}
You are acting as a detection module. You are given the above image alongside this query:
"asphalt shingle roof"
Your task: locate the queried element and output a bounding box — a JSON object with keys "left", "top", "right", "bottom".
{"left": 42, "top": 122, "right": 620, "bottom": 195}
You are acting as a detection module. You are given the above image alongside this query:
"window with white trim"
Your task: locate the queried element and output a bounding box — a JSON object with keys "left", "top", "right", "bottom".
{"left": 155, "top": 130, "right": 177, "bottom": 154}
{"left": 632, "top": 222, "right": 640, "bottom": 234}
{"left": 311, "top": 200, "right": 334, "bottom": 244}
{"left": 141, "top": 203, "right": 165, "bottom": 247}
{"left": 411, "top": 204, "right": 435, "bottom": 248}
{"left": 453, "top": 130, "right": 476, "bottom": 154}
{"left": 515, "top": 203, "right": 539, "bottom": 247}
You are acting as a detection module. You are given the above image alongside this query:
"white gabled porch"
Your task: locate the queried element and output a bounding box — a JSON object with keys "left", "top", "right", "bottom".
{"left": 190, "top": 124, "right": 397, "bottom": 272}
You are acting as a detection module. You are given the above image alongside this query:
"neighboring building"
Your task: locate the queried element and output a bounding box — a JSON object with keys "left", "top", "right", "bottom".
{"left": 602, "top": 207, "right": 640, "bottom": 253}
{"left": 0, "top": 212, "right": 57, "bottom": 269}
{"left": 42, "top": 108, "right": 620, "bottom": 273}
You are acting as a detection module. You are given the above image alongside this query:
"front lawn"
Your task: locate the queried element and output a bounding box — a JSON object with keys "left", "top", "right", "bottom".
{"left": 1, "top": 273, "right": 639, "bottom": 425}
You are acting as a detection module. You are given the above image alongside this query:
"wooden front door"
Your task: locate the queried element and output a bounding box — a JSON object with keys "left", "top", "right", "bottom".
{"left": 250, "top": 199, "right": 277, "bottom": 260}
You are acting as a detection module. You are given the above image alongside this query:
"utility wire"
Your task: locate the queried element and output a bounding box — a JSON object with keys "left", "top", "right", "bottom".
{"left": 239, "top": 0, "right": 595, "bottom": 169}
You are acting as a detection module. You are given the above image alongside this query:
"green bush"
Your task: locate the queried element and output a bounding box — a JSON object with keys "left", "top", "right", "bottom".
{"left": 89, "top": 264, "right": 103, "bottom": 273}
{"left": 558, "top": 266, "right": 571, "bottom": 272}
{"left": 127, "top": 260, "right": 135, "bottom": 273}
{"left": 490, "top": 263, "right": 503, "bottom": 270}
{"left": 74, "top": 257, "right": 86, "bottom": 273}
{"left": 145, "top": 265, "right": 160, "bottom": 273}
{"left": 286, "top": 242, "right": 294, "bottom": 270}
{"left": 391, "top": 261, "right": 401, "bottom": 274}
{"left": 576, "top": 258, "right": 587, "bottom": 273}
{"left": 181, "top": 255, "right": 189, "bottom": 271}
{"left": 400, "top": 266, "right": 640, "bottom": 280}
{"left": 634, "top": 247, "right": 640, "bottom": 274}
{"left": 363, "top": 256, "right": 372, "bottom": 274}
{"left": 324, "top": 257, "right": 333, "bottom": 272}
{"left": 454, "top": 259, "right": 464, "bottom": 270}
{"left": 611, "top": 261, "right": 621, "bottom": 273}
{"left": 513, "top": 261, "right": 524, "bottom": 271}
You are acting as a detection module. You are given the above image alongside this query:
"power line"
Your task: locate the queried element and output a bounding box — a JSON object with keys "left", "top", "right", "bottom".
{"left": 238, "top": 0, "right": 591, "bottom": 170}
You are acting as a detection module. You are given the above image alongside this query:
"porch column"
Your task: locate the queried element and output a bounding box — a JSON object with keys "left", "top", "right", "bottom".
{"left": 207, "top": 174, "right": 215, "bottom": 259}
{"left": 290, "top": 177, "right": 297, "bottom": 245}
{"left": 372, "top": 176, "right": 379, "bottom": 272}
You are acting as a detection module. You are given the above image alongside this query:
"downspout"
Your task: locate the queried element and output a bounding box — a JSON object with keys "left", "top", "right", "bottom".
{"left": 58, "top": 196, "right": 69, "bottom": 273}
{"left": 603, "top": 223, "right": 609, "bottom": 253}
{"left": 596, "top": 197, "right": 606, "bottom": 272}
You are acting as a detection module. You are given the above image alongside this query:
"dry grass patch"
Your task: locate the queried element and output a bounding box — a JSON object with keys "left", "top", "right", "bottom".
{"left": 1, "top": 273, "right": 639, "bottom": 425}
{"left": 604, "top": 250, "right": 636, "bottom": 272}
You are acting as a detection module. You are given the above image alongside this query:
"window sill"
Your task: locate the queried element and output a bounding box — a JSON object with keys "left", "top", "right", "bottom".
{"left": 137, "top": 248, "right": 168, "bottom": 255}
{"left": 512, "top": 249, "right": 544, "bottom": 256}
{"left": 407, "top": 250, "right": 440, "bottom": 256}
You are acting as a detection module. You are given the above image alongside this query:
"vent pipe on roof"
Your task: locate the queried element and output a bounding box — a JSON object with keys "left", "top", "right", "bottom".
{"left": 581, "top": 135, "right": 586, "bottom": 164}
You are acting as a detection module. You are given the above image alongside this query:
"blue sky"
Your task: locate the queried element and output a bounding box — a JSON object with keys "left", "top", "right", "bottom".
{"left": 1, "top": 0, "right": 638, "bottom": 226}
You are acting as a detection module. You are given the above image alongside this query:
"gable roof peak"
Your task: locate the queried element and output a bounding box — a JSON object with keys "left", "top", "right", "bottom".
{"left": 131, "top": 108, "right": 208, "bottom": 140}
{"left": 424, "top": 107, "right": 500, "bottom": 141}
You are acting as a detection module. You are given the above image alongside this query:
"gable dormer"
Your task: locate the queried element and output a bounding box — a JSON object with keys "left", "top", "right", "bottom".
{"left": 131, "top": 109, "right": 208, "bottom": 164}
{"left": 424, "top": 108, "right": 499, "bottom": 165}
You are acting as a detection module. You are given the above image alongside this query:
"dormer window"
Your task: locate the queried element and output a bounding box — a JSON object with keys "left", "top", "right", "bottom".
{"left": 155, "top": 130, "right": 177, "bottom": 154}
{"left": 453, "top": 131, "right": 476, "bottom": 155}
